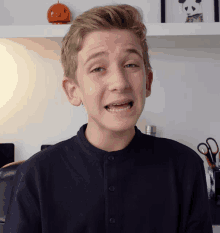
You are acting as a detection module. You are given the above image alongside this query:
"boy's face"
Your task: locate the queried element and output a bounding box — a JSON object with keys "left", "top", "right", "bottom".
{"left": 63, "top": 29, "right": 153, "bottom": 134}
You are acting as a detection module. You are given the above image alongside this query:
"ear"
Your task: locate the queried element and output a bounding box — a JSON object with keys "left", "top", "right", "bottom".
{"left": 62, "top": 76, "right": 82, "bottom": 106}
{"left": 146, "top": 69, "right": 153, "bottom": 98}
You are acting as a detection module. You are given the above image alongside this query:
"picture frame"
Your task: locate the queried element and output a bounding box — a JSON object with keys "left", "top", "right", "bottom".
{"left": 219, "top": 0, "right": 220, "bottom": 21}
{"left": 161, "top": 0, "right": 219, "bottom": 23}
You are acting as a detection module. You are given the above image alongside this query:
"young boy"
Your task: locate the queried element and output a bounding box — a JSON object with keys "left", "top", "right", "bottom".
{"left": 4, "top": 4, "right": 213, "bottom": 233}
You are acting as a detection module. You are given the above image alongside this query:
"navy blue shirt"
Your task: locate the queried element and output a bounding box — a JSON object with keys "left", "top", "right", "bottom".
{"left": 4, "top": 124, "right": 213, "bottom": 233}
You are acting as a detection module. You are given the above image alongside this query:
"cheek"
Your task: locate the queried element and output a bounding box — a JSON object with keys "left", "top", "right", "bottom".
{"left": 84, "top": 83, "right": 102, "bottom": 104}
{"left": 134, "top": 74, "right": 145, "bottom": 90}
{"left": 83, "top": 82, "right": 96, "bottom": 95}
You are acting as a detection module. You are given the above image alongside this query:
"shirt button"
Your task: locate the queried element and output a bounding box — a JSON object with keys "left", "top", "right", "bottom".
{"left": 108, "top": 155, "right": 114, "bottom": 161}
{"left": 109, "top": 186, "right": 115, "bottom": 191}
{"left": 109, "top": 218, "right": 115, "bottom": 224}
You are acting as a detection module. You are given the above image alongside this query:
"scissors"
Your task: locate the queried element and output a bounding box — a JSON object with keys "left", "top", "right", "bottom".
{"left": 197, "top": 137, "right": 219, "bottom": 171}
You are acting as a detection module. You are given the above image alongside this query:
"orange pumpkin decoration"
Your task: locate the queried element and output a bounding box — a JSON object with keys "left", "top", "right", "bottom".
{"left": 47, "top": 1, "right": 71, "bottom": 24}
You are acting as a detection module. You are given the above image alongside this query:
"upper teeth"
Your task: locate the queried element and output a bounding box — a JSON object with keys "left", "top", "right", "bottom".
{"left": 112, "top": 101, "right": 130, "bottom": 106}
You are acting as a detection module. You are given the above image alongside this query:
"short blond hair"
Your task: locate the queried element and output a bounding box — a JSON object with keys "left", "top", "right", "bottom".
{"left": 61, "top": 3, "right": 152, "bottom": 87}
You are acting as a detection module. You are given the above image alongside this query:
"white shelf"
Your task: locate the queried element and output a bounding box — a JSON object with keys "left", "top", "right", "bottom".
{"left": 0, "top": 24, "right": 71, "bottom": 38}
{"left": 146, "top": 22, "right": 220, "bottom": 36}
{"left": 0, "top": 23, "right": 220, "bottom": 49}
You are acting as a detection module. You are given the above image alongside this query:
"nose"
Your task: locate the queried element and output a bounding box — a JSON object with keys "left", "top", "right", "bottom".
{"left": 108, "top": 67, "right": 131, "bottom": 91}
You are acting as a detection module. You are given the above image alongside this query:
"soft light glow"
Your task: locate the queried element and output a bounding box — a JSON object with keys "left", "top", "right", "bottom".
{"left": 0, "top": 43, "right": 19, "bottom": 108}
{"left": 0, "top": 39, "right": 32, "bottom": 125}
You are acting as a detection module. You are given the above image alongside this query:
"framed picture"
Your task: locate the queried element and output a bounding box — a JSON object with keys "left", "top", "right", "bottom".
{"left": 161, "top": 0, "right": 219, "bottom": 23}
{"left": 219, "top": 0, "right": 220, "bottom": 20}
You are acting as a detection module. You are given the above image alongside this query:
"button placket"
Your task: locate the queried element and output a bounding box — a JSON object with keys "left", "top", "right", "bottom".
{"left": 109, "top": 186, "right": 115, "bottom": 191}
{"left": 109, "top": 218, "right": 116, "bottom": 224}
{"left": 107, "top": 155, "right": 117, "bottom": 225}
{"left": 108, "top": 155, "right": 115, "bottom": 161}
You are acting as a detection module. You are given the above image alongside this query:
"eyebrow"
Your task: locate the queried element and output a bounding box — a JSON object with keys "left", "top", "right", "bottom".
{"left": 84, "top": 48, "right": 143, "bottom": 66}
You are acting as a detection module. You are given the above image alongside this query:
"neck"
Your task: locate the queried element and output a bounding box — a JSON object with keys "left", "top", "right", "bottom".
{"left": 85, "top": 123, "right": 136, "bottom": 152}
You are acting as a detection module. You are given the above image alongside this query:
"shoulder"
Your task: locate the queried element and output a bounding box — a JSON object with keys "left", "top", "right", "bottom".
{"left": 139, "top": 134, "right": 203, "bottom": 168}
{"left": 154, "top": 136, "right": 204, "bottom": 170}
{"left": 17, "top": 136, "right": 75, "bottom": 180}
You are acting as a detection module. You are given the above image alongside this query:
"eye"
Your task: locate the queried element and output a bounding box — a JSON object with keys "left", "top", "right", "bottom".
{"left": 125, "top": 64, "right": 139, "bottom": 68}
{"left": 91, "top": 67, "right": 105, "bottom": 73}
{"left": 90, "top": 64, "right": 139, "bottom": 73}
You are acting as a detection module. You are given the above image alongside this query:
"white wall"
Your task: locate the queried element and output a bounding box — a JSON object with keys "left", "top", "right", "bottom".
{"left": 0, "top": 0, "right": 219, "bottom": 173}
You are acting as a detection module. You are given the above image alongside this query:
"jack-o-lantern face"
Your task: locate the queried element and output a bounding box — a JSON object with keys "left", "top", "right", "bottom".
{"left": 47, "top": 2, "right": 71, "bottom": 24}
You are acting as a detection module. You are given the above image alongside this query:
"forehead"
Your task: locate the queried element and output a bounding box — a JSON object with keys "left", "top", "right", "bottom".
{"left": 78, "top": 29, "right": 142, "bottom": 58}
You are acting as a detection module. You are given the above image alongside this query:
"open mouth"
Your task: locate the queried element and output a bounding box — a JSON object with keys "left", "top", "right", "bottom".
{"left": 104, "top": 101, "right": 134, "bottom": 110}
